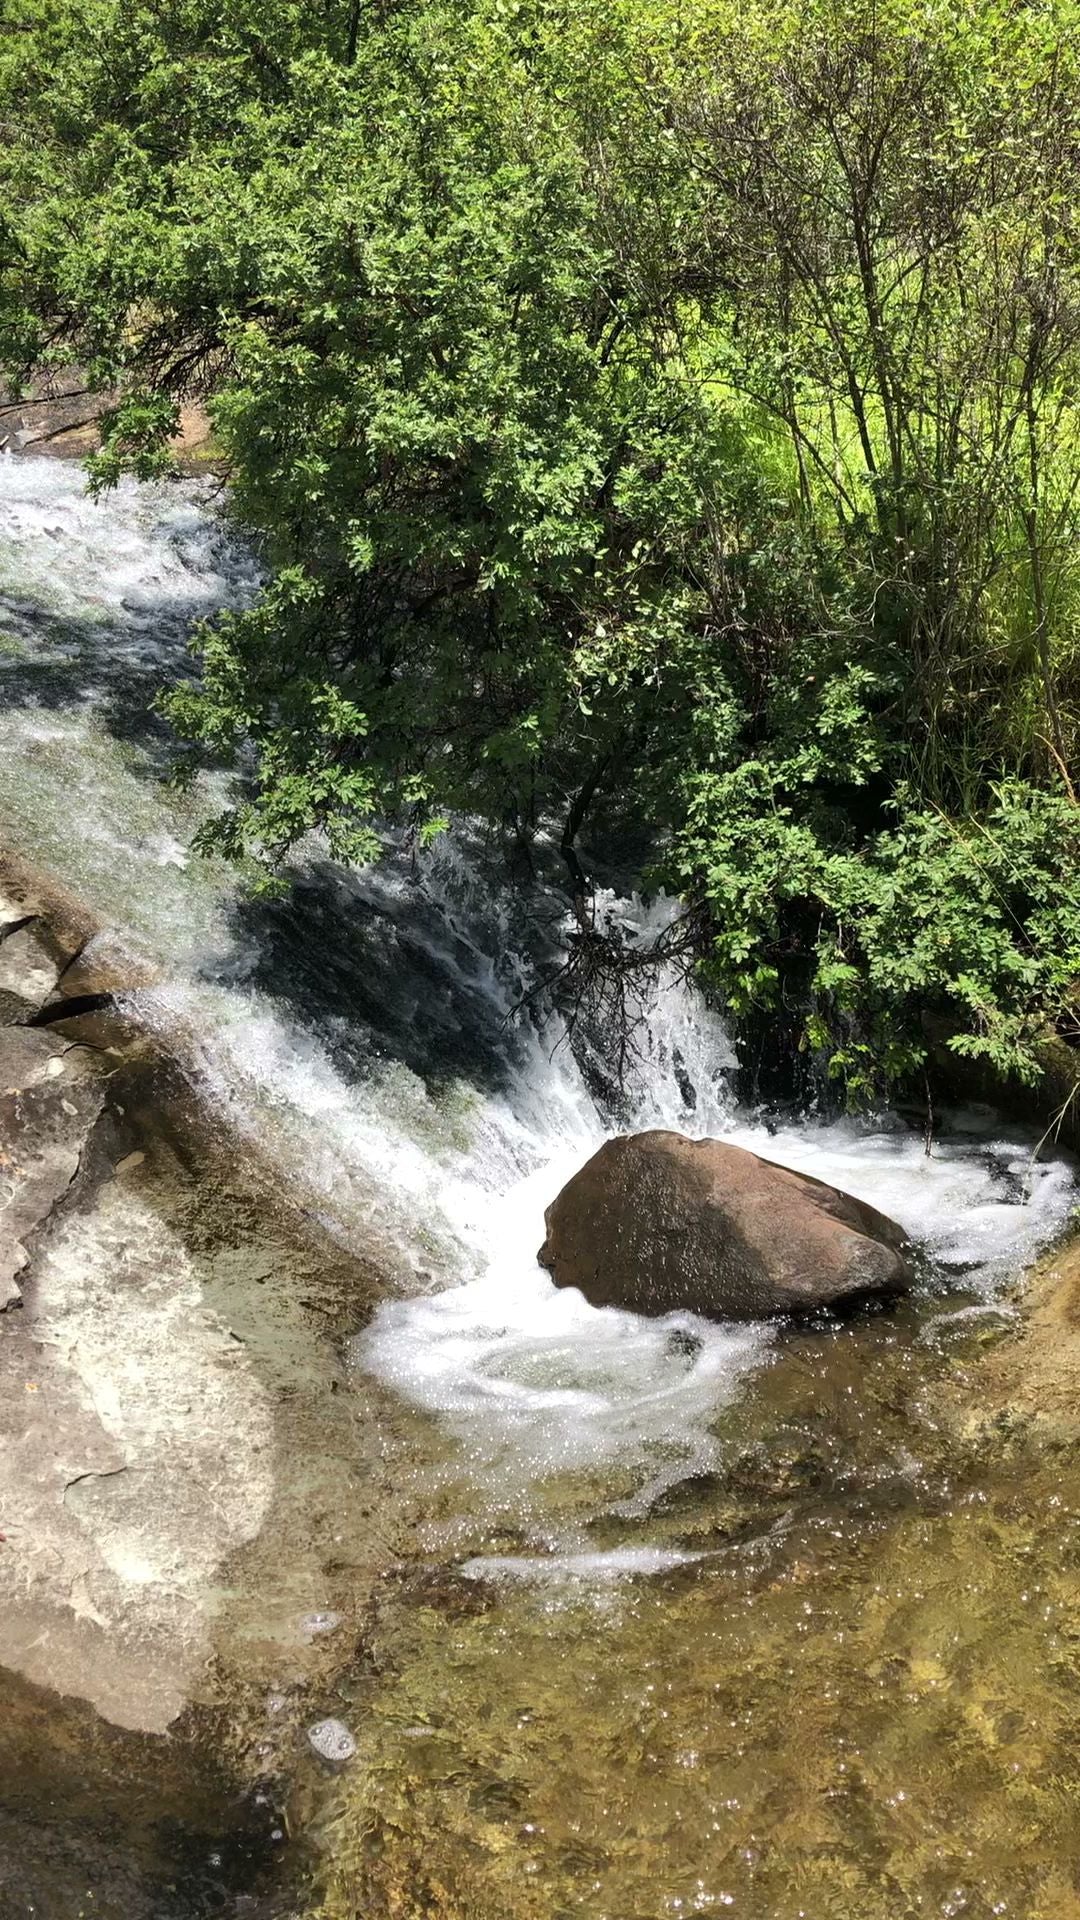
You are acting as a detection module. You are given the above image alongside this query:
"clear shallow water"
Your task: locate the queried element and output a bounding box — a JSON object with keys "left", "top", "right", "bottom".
{"left": 313, "top": 1389, "right": 1080, "bottom": 1920}
{"left": 1, "top": 453, "right": 1079, "bottom": 1919}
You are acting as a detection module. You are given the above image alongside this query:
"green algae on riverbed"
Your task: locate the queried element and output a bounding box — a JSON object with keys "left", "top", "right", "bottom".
{"left": 304, "top": 1299, "right": 1080, "bottom": 1920}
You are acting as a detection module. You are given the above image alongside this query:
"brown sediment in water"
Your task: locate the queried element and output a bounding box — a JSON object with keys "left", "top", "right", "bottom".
{"left": 299, "top": 1256, "right": 1080, "bottom": 1920}
{"left": 0, "top": 1663, "right": 290, "bottom": 1920}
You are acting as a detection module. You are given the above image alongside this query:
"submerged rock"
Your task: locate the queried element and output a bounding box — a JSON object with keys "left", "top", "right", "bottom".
{"left": 298, "top": 1610, "right": 342, "bottom": 1640}
{"left": 307, "top": 1717, "right": 356, "bottom": 1764}
{"left": 538, "top": 1130, "right": 913, "bottom": 1321}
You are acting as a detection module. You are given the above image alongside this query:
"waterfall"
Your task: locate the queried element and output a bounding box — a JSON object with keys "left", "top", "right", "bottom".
{"left": 1, "top": 451, "right": 1075, "bottom": 1535}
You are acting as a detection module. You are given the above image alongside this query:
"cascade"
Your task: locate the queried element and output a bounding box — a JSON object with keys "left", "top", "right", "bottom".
{"left": 0, "top": 451, "right": 1074, "bottom": 1542}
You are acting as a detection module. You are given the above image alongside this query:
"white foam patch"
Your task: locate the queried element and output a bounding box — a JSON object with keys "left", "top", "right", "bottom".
{"left": 358, "top": 1210, "right": 772, "bottom": 1486}
{"left": 460, "top": 1547, "right": 703, "bottom": 1583}
{"left": 354, "top": 1110, "right": 1074, "bottom": 1510}
{"left": 0, "top": 451, "right": 258, "bottom": 649}
{"left": 722, "top": 1114, "right": 1074, "bottom": 1288}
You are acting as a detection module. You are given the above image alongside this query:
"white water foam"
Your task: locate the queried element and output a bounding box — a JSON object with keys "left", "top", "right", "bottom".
{"left": 354, "top": 1080, "right": 1074, "bottom": 1519}
{"left": 0, "top": 451, "right": 258, "bottom": 662}
{"left": 1, "top": 454, "right": 1075, "bottom": 1545}
{"left": 459, "top": 1547, "right": 705, "bottom": 1583}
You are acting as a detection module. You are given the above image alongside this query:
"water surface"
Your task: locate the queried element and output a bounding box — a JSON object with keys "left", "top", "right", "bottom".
{"left": 1, "top": 454, "right": 1077, "bottom": 1920}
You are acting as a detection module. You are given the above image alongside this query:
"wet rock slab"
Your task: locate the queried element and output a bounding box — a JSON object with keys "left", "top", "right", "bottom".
{"left": 0, "top": 1130, "right": 277, "bottom": 1730}
{"left": 0, "top": 860, "right": 127, "bottom": 1310}
{"left": 0, "top": 867, "right": 93, "bottom": 1021}
{"left": 0, "top": 856, "right": 407, "bottom": 1744}
{"left": 0, "top": 1024, "right": 107, "bottom": 1308}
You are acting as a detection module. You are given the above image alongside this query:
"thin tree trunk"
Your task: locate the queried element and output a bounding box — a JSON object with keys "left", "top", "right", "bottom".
{"left": 1025, "top": 384, "right": 1068, "bottom": 773}
{"left": 345, "top": 0, "right": 361, "bottom": 65}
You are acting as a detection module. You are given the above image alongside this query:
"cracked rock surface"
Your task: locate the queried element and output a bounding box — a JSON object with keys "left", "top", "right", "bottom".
{"left": 0, "top": 866, "right": 124, "bottom": 1312}
{"left": 0, "top": 1026, "right": 107, "bottom": 1309}
{"left": 0, "top": 876, "right": 274, "bottom": 1731}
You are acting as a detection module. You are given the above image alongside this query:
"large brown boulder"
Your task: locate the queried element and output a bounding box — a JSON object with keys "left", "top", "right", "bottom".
{"left": 538, "top": 1130, "right": 913, "bottom": 1321}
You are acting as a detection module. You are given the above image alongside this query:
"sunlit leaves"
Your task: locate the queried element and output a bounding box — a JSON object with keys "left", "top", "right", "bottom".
{"left": 5, "top": 0, "right": 1080, "bottom": 1099}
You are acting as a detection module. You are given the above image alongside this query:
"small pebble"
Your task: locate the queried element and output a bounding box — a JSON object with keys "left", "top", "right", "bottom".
{"left": 307, "top": 1717, "right": 356, "bottom": 1764}
{"left": 298, "top": 1609, "right": 342, "bottom": 1639}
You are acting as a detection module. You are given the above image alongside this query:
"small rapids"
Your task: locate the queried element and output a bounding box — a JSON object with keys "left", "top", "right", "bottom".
{"left": 0, "top": 453, "right": 1074, "bottom": 1549}
{"left": 9, "top": 454, "right": 1080, "bottom": 1920}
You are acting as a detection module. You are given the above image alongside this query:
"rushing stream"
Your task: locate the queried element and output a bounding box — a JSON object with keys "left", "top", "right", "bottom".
{"left": 3, "top": 452, "right": 1080, "bottom": 1919}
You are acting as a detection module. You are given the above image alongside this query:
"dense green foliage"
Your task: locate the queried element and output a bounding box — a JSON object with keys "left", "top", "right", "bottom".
{"left": 4, "top": 0, "right": 1080, "bottom": 1101}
